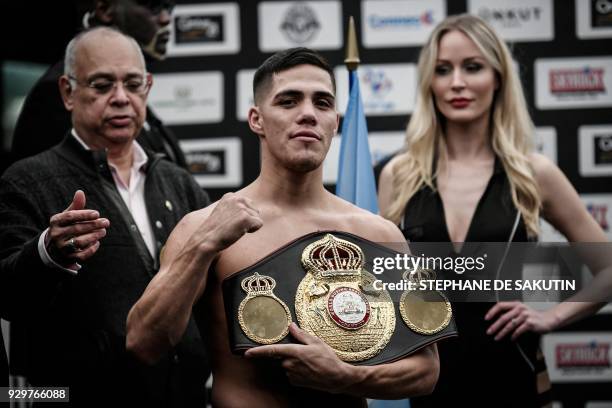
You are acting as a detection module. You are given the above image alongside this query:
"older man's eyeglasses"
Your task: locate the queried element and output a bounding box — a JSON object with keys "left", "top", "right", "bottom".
{"left": 68, "top": 76, "right": 151, "bottom": 96}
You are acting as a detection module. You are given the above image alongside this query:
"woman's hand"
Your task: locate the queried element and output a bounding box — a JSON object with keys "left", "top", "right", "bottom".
{"left": 485, "top": 301, "right": 560, "bottom": 341}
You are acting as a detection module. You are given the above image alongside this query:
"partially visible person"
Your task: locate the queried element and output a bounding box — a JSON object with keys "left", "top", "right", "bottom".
{"left": 0, "top": 334, "right": 6, "bottom": 387}
{"left": 378, "top": 14, "right": 610, "bottom": 407}
{"left": 0, "top": 27, "right": 208, "bottom": 407}
{"left": 12, "top": 0, "right": 186, "bottom": 167}
{"left": 126, "top": 47, "right": 441, "bottom": 407}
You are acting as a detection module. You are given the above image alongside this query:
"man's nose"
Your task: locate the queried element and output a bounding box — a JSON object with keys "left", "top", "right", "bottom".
{"left": 297, "top": 101, "right": 317, "bottom": 125}
{"left": 109, "top": 83, "right": 130, "bottom": 105}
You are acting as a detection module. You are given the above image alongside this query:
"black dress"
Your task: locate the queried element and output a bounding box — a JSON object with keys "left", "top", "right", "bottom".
{"left": 401, "top": 160, "right": 551, "bottom": 408}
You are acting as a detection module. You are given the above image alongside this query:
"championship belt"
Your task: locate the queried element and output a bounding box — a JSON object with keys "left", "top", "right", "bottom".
{"left": 222, "top": 231, "right": 458, "bottom": 366}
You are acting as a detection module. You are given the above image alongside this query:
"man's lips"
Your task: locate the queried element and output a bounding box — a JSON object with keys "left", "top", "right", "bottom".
{"left": 449, "top": 98, "right": 472, "bottom": 108}
{"left": 291, "top": 130, "right": 321, "bottom": 141}
{"left": 107, "top": 116, "right": 133, "bottom": 127}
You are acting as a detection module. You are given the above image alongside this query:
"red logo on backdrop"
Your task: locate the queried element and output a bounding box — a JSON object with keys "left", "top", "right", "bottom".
{"left": 549, "top": 67, "right": 606, "bottom": 93}
{"left": 556, "top": 342, "right": 611, "bottom": 368}
{"left": 587, "top": 204, "right": 609, "bottom": 231}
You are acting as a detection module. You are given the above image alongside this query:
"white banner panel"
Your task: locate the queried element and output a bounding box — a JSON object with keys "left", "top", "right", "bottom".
{"left": 323, "top": 131, "right": 404, "bottom": 185}
{"left": 361, "top": 0, "right": 446, "bottom": 47}
{"left": 535, "top": 56, "right": 612, "bottom": 109}
{"left": 579, "top": 125, "right": 612, "bottom": 176}
{"left": 180, "top": 138, "right": 242, "bottom": 187}
{"left": 167, "top": 3, "right": 240, "bottom": 56}
{"left": 236, "top": 69, "right": 256, "bottom": 121}
{"left": 535, "top": 126, "right": 558, "bottom": 164}
{"left": 334, "top": 64, "right": 417, "bottom": 116}
{"left": 468, "top": 0, "right": 554, "bottom": 42}
{"left": 576, "top": 0, "right": 612, "bottom": 39}
{"left": 148, "top": 72, "right": 223, "bottom": 125}
{"left": 542, "top": 332, "right": 612, "bottom": 383}
{"left": 258, "top": 1, "right": 342, "bottom": 52}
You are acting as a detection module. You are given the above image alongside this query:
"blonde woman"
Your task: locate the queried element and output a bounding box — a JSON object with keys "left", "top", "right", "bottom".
{"left": 378, "top": 14, "right": 609, "bottom": 407}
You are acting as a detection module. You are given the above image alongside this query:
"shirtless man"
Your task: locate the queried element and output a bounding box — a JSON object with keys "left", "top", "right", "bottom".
{"left": 126, "top": 47, "right": 439, "bottom": 407}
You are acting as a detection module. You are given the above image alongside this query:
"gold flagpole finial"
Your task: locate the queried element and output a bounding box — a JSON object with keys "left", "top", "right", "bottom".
{"left": 344, "top": 16, "right": 360, "bottom": 71}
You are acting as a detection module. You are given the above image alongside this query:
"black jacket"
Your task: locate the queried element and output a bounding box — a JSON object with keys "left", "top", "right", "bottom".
{"left": 0, "top": 135, "right": 209, "bottom": 407}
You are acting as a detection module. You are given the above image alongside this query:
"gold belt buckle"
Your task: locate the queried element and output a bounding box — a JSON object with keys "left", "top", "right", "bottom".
{"left": 295, "top": 234, "right": 395, "bottom": 362}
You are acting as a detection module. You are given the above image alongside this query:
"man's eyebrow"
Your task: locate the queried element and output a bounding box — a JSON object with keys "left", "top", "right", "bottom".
{"left": 313, "top": 91, "right": 335, "bottom": 100}
{"left": 272, "top": 89, "right": 335, "bottom": 100}
{"left": 272, "top": 89, "right": 304, "bottom": 100}
{"left": 86, "top": 71, "right": 145, "bottom": 81}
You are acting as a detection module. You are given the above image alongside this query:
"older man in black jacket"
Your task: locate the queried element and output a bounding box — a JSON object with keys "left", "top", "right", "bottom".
{"left": 0, "top": 27, "right": 209, "bottom": 407}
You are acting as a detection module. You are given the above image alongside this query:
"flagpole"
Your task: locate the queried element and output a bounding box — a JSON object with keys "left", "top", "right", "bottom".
{"left": 345, "top": 16, "right": 360, "bottom": 73}
{"left": 336, "top": 16, "right": 379, "bottom": 214}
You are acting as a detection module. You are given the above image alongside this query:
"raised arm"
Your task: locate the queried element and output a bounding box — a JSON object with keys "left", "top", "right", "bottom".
{"left": 126, "top": 193, "right": 263, "bottom": 364}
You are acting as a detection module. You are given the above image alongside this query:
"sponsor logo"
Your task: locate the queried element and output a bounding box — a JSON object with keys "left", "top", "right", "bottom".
{"left": 363, "top": 69, "right": 393, "bottom": 98}
{"left": 185, "top": 150, "right": 225, "bottom": 175}
{"left": 180, "top": 138, "right": 242, "bottom": 188}
{"left": 594, "top": 134, "right": 612, "bottom": 164}
{"left": 549, "top": 67, "right": 606, "bottom": 94}
{"left": 556, "top": 342, "right": 611, "bottom": 368}
{"left": 592, "top": 0, "right": 612, "bottom": 27}
{"left": 280, "top": 3, "right": 320, "bottom": 44}
{"left": 174, "top": 15, "right": 224, "bottom": 44}
{"left": 587, "top": 204, "right": 609, "bottom": 231}
{"left": 477, "top": 6, "right": 542, "bottom": 27}
{"left": 368, "top": 11, "right": 434, "bottom": 29}
{"left": 148, "top": 72, "right": 223, "bottom": 124}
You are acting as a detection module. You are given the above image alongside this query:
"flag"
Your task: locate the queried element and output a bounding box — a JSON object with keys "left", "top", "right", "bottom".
{"left": 336, "top": 70, "right": 379, "bottom": 214}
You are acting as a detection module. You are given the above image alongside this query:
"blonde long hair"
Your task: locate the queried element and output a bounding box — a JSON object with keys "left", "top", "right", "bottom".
{"left": 385, "top": 14, "right": 541, "bottom": 237}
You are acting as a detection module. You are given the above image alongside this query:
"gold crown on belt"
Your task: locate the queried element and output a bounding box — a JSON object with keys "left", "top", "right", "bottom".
{"left": 301, "top": 234, "right": 364, "bottom": 277}
{"left": 241, "top": 272, "right": 276, "bottom": 295}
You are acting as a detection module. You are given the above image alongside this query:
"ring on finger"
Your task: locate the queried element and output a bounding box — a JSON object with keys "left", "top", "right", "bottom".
{"left": 66, "top": 237, "right": 79, "bottom": 253}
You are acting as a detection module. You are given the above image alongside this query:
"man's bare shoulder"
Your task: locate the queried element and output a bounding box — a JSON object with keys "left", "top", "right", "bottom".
{"left": 331, "top": 196, "right": 403, "bottom": 243}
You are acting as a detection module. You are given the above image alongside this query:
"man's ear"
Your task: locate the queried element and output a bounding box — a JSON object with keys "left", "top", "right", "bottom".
{"left": 93, "top": 0, "right": 115, "bottom": 24}
{"left": 334, "top": 111, "right": 340, "bottom": 134}
{"left": 59, "top": 76, "right": 75, "bottom": 112}
{"left": 144, "top": 72, "right": 153, "bottom": 97}
{"left": 247, "top": 106, "right": 265, "bottom": 137}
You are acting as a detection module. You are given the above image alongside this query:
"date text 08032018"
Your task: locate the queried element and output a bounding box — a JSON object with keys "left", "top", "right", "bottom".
{"left": 0, "top": 387, "right": 69, "bottom": 402}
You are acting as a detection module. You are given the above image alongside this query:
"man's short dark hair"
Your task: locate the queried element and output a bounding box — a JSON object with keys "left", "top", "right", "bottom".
{"left": 253, "top": 47, "right": 336, "bottom": 104}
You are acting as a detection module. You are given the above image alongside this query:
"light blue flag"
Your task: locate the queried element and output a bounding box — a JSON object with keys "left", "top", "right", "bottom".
{"left": 337, "top": 71, "right": 410, "bottom": 408}
{"left": 336, "top": 70, "right": 379, "bottom": 214}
